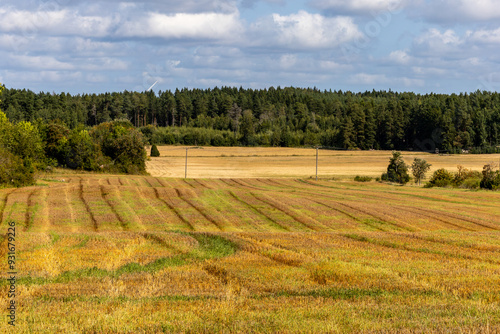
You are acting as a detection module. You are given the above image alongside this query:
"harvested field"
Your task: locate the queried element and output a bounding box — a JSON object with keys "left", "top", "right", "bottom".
{"left": 1, "top": 169, "right": 500, "bottom": 332}
{"left": 146, "top": 146, "right": 500, "bottom": 178}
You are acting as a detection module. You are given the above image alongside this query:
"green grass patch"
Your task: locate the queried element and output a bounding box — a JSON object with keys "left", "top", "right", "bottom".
{"left": 9, "top": 232, "right": 238, "bottom": 286}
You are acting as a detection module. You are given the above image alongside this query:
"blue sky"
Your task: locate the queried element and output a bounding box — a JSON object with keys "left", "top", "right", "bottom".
{"left": 1, "top": 0, "right": 500, "bottom": 94}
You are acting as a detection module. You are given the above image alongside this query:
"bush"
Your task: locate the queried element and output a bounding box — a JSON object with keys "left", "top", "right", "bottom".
{"left": 354, "top": 175, "right": 372, "bottom": 182}
{"left": 150, "top": 144, "right": 160, "bottom": 157}
{"left": 0, "top": 147, "right": 35, "bottom": 187}
{"left": 427, "top": 168, "right": 454, "bottom": 188}
{"left": 459, "top": 178, "right": 481, "bottom": 190}
{"left": 454, "top": 165, "right": 481, "bottom": 186}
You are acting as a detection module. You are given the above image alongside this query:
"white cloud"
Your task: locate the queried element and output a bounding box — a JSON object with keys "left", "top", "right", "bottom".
{"left": 310, "top": 0, "right": 406, "bottom": 15}
{"left": 117, "top": 12, "right": 244, "bottom": 41}
{"left": 255, "top": 11, "right": 362, "bottom": 49}
{"left": 279, "top": 54, "right": 297, "bottom": 69}
{"left": 468, "top": 27, "right": 500, "bottom": 44}
{"left": 0, "top": 8, "right": 118, "bottom": 37}
{"left": 10, "top": 55, "right": 74, "bottom": 71}
{"left": 389, "top": 50, "right": 411, "bottom": 64}
{"left": 412, "top": 29, "right": 464, "bottom": 57}
{"left": 412, "top": 67, "right": 447, "bottom": 76}
{"left": 2, "top": 70, "right": 83, "bottom": 85}
{"left": 414, "top": 0, "right": 500, "bottom": 23}
{"left": 349, "top": 73, "right": 388, "bottom": 85}
{"left": 241, "top": 0, "right": 285, "bottom": 8}
{"left": 86, "top": 73, "right": 108, "bottom": 83}
{"left": 80, "top": 58, "right": 129, "bottom": 71}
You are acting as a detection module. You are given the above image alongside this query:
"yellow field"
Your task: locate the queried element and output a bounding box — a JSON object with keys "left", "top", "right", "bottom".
{"left": 1, "top": 168, "right": 500, "bottom": 332}
{"left": 147, "top": 146, "right": 500, "bottom": 178}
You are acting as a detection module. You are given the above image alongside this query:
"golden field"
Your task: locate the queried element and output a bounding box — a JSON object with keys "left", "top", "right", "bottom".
{"left": 146, "top": 146, "right": 500, "bottom": 178}
{"left": 1, "top": 148, "right": 500, "bottom": 333}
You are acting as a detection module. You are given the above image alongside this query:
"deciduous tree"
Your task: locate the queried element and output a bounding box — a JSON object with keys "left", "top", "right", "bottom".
{"left": 411, "top": 158, "right": 431, "bottom": 185}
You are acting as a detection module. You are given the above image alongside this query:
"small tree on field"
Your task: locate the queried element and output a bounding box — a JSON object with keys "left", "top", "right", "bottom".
{"left": 384, "top": 151, "right": 410, "bottom": 185}
{"left": 411, "top": 158, "right": 431, "bottom": 185}
{"left": 480, "top": 163, "right": 500, "bottom": 190}
{"left": 150, "top": 144, "right": 160, "bottom": 157}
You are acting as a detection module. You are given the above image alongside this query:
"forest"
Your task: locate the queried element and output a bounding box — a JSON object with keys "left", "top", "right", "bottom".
{"left": 1, "top": 86, "right": 500, "bottom": 153}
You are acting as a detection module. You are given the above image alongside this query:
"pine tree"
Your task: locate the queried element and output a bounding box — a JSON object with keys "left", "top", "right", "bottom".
{"left": 384, "top": 151, "right": 410, "bottom": 184}
{"left": 150, "top": 144, "right": 160, "bottom": 157}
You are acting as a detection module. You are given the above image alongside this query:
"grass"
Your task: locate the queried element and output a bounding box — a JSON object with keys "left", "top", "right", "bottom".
{"left": 1, "top": 157, "right": 500, "bottom": 332}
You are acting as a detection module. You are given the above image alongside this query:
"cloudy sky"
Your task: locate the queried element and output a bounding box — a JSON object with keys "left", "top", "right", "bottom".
{"left": 1, "top": 0, "right": 500, "bottom": 94}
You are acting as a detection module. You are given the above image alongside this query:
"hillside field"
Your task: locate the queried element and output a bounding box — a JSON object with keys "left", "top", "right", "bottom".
{"left": 1, "top": 149, "right": 500, "bottom": 332}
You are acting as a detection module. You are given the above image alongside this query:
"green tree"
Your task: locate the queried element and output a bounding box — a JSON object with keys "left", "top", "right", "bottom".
{"left": 151, "top": 144, "right": 160, "bottom": 157}
{"left": 342, "top": 117, "right": 356, "bottom": 149}
{"left": 0, "top": 146, "right": 35, "bottom": 187}
{"left": 5, "top": 120, "right": 46, "bottom": 169}
{"left": 384, "top": 151, "right": 410, "bottom": 184}
{"left": 411, "top": 158, "right": 431, "bottom": 185}
{"left": 42, "top": 121, "right": 70, "bottom": 166}
{"left": 90, "top": 121, "right": 147, "bottom": 174}
{"left": 480, "top": 163, "right": 500, "bottom": 190}
{"left": 240, "top": 109, "right": 255, "bottom": 146}
{"left": 66, "top": 129, "right": 102, "bottom": 171}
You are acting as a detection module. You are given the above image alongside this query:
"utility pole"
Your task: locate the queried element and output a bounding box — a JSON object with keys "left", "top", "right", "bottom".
{"left": 316, "top": 147, "right": 319, "bottom": 181}
{"left": 185, "top": 147, "right": 203, "bottom": 179}
{"left": 185, "top": 148, "right": 188, "bottom": 179}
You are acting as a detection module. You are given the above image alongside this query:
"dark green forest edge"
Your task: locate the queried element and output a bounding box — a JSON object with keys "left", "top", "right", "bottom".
{"left": 2, "top": 86, "right": 500, "bottom": 152}
{"left": 1, "top": 85, "right": 500, "bottom": 188}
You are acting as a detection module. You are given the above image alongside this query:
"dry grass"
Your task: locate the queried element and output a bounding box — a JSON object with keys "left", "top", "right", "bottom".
{"left": 146, "top": 145, "right": 500, "bottom": 178}
{"left": 1, "top": 166, "right": 500, "bottom": 332}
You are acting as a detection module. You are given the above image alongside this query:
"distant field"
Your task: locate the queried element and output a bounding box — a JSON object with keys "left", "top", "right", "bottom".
{"left": 146, "top": 146, "right": 500, "bottom": 178}
{"left": 1, "top": 174, "right": 499, "bottom": 332}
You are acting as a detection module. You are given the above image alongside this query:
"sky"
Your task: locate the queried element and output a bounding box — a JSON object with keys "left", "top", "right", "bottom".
{"left": 1, "top": 0, "right": 500, "bottom": 95}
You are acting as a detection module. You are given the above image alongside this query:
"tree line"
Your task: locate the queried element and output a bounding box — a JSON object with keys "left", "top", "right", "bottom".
{"left": 0, "top": 86, "right": 147, "bottom": 187}
{"left": 1, "top": 86, "right": 500, "bottom": 153}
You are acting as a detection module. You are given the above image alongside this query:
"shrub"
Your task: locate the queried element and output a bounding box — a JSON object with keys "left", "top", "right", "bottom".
{"left": 454, "top": 165, "right": 481, "bottom": 186}
{"left": 0, "top": 147, "right": 35, "bottom": 187}
{"left": 150, "top": 144, "right": 160, "bottom": 157}
{"left": 354, "top": 175, "right": 372, "bottom": 182}
{"left": 460, "top": 178, "right": 481, "bottom": 190}
{"left": 427, "top": 168, "right": 454, "bottom": 188}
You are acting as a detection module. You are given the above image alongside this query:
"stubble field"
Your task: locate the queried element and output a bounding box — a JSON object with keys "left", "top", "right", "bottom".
{"left": 1, "top": 148, "right": 500, "bottom": 333}
{"left": 146, "top": 146, "right": 500, "bottom": 178}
